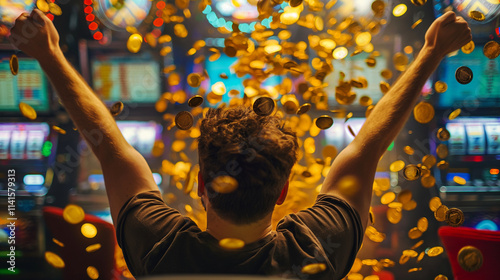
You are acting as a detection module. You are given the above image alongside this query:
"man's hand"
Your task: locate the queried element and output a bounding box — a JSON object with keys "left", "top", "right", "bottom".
{"left": 424, "top": 11, "right": 472, "bottom": 58}
{"left": 9, "top": 9, "right": 60, "bottom": 63}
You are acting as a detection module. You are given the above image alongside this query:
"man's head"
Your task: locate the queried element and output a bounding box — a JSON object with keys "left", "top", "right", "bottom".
{"left": 197, "top": 106, "right": 298, "bottom": 225}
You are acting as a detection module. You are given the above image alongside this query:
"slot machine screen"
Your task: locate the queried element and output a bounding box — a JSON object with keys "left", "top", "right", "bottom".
{"left": 445, "top": 118, "right": 500, "bottom": 156}
{"left": 437, "top": 47, "right": 500, "bottom": 108}
{"left": 0, "top": 123, "right": 50, "bottom": 160}
{"left": 0, "top": 56, "right": 50, "bottom": 112}
{"left": 324, "top": 118, "right": 366, "bottom": 150}
{"left": 91, "top": 54, "right": 161, "bottom": 103}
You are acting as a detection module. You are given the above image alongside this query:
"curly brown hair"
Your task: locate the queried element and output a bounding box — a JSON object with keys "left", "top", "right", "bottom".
{"left": 198, "top": 106, "right": 298, "bottom": 224}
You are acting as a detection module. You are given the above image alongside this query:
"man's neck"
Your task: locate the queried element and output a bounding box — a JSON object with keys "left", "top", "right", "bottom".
{"left": 205, "top": 209, "right": 273, "bottom": 244}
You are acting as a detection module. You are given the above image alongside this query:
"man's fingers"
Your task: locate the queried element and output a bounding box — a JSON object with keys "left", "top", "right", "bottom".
{"left": 440, "top": 11, "right": 457, "bottom": 25}
{"left": 30, "top": 9, "right": 48, "bottom": 26}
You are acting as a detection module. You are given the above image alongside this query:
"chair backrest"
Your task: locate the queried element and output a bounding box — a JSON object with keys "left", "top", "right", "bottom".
{"left": 43, "top": 206, "right": 118, "bottom": 280}
{"left": 438, "top": 226, "right": 500, "bottom": 280}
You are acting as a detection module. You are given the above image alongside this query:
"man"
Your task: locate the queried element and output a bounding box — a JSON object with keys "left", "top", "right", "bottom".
{"left": 10, "top": 9, "right": 470, "bottom": 279}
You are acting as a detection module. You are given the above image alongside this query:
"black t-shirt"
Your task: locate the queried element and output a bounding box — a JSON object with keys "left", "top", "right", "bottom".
{"left": 116, "top": 191, "right": 363, "bottom": 280}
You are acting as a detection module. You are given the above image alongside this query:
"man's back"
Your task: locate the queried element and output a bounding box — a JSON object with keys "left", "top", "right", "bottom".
{"left": 117, "top": 191, "right": 363, "bottom": 279}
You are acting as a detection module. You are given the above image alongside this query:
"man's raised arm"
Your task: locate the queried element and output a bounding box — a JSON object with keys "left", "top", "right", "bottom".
{"left": 321, "top": 12, "right": 472, "bottom": 230}
{"left": 9, "top": 10, "right": 159, "bottom": 224}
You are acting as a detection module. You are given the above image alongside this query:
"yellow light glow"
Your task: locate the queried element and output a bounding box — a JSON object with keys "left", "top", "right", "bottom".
{"left": 333, "top": 47, "right": 348, "bottom": 59}
{"left": 393, "top": 4, "right": 407, "bottom": 17}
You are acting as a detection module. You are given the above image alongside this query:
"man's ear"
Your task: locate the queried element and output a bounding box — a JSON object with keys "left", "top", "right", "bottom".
{"left": 276, "top": 180, "right": 289, "bottom": 205}
{"left": 198, "top": 172, "right": 205, "bottom": 197}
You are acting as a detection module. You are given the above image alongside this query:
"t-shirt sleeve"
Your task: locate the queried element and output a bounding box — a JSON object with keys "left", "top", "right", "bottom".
{"left": 278, "top": 194, "right": 364, "bottom": 279}
{"left": 116, "top": 190, "right": 197, "bottom": 276}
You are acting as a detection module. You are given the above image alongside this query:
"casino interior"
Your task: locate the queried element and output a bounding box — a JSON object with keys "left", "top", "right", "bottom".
{"left": 0, "top": 0, "right": 499, "bottom": 279}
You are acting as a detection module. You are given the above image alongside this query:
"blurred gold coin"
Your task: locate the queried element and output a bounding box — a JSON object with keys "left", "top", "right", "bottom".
{"left": 212, "top": 81, "right": 226, "bottom": 95}
{"left": 359, "top": 96, "right": 373, "bottom": 106}
{"left": 151, "top": 140, "right": 164, "bottom": 157}
{"left": 437, "top": 160, "right": 449, "bottom": 170}
{"left": 301, "top": 263, "right": 326, "bottom": 275}
{"left": 219, "top": 238, "right": 245, "bottom": 249}
{"left": 393, "top": 52, "right": 408, "bottom": 71}
{"left": 364, "top": 275, "right": 380, "bottom": 280}
{"left": 253, "top": 97, "right": 275, "bottom": 116}
{"left": 413, "top": 102, "right": 434, "bottom": 124}
{"left": 455, "top": 66, "right": 473, "bottom": 84}
{"left": 297, "top": 103, "right": 311, "bottom": 115}
{"left": 411, "top": 240, "right": 424, "bottom": 250}
{"left": 381, "top": 192, "right": 396, "bottom": 204}
{"left": 417, "top": 217, "right": 428, "bottom": 232}
{"left": 429, "top": 197, "right": 442, "bottom": 212}
{"left": 408, "top": 227, "right": 422, "bottom": 239}
{"left": 387, "top": 207, "right": 402, "bottom": 224}
{"left": 458, "top": 246, "right": 483, "bottom": 272}
{"left": 403, "top": 164, "right": 421, "bottom": 181}
{"left": 9, "top": 54, "right": 18, "bottom": 75}
{"left": 403, "top": 249, "right": 418, "bottom": 257}
{"left": 390, "top": 160, "right": 405, "bottom": 172}
{"left": 468, "top": 10, "right": 485, "bottom": 21}
{"left": 52, "top": 126, "right": 66, "bottom": 135}
{"left": 365, "top": 57, "right": 376, "bottom": 67}
{"left": 417, "top": 251, "right": 425, "bottom": 262}
{"left": 483, "top": 41, "right": 500, "bottom": 59}
{"left": 110, "top": 101, "right": 124, "bottom": 116}
{"left": 381, "top": 69, "right": 392, "bottom": 79}
{"left": 345, "top": 112, "right": 353, "bottom": 122}
{"left": 453, "top": 176, "right": 466, "bottom": 185}
{"left": 461, "top": 41, "right": 475, "bottom": 54}
{"left": 127, "top": 34, "right": 143, "bottom": 53}
{"left": 52, "top": 238, "right": 64, "bottom": 247}
{"left": 211, "top": 175, "right": 238, "bottom": 194}
{"left": 421, "top": 174, "right": 436, "bottom": 188}
{"left": 436, "top": 144, "right": 448, "bottom": 158}
{"left": 435, "top": 275, "right": 448, "bottom": 280}
{"left": 175, "top": 111, "right": 194, "bottom": 130}
{"left": 85, "top": 243, "right": 102, "bottom": 253}
{"left": 81, "top": 223, "right": 97, "bottom": 238}
{"left": 37, "top": 0, "right": 49, "bottom": 12}
{"left": 445, "top": 208, "right": 464, "bottom": 227}
{"left": 422, "top": 154, "right": 436, "bottom": 168}
{"left": 428, "top": 246, "right": 444, "bottom": 257}
{"left": 174, "top": 24, "right": 188, "bottom": 38}
{"left": 87, "top": 266, "right": 99, "bottom": 280}
{"left": 45, "top": 251, "right": 65, "bottom": 268}
{"left": 434, "top": 205, "right": 448, "bottom": 222}
{"left": 437, "top": 127, "right": 451, "bottom": 141}
{"left": 393, "top": 4, "right": 407, "bottom": 17}
{"left": 434, "top": 81, "right": 447, "bottom": 93}
{"left": 411, "top": 18, "right": 423, "bottom": 29}
{"left": 403, "top": 200, "right": 417, "bottom": 211}
{"left": 399, "top": 254, "right": 410, "bottom": 265}
{"left": 369, "top": 208, "right": 375, "bottom": 225}
{"left": 188, "top": 95, "right": 204, "bottom": 107}
{"left": 316, "top": 115, "right": 334, "bottom": 130}
{"left": 371, "top": 0, "right": 385, "bottom": 16}
{"left": 397, "top": 189, "right": 412, "bottom": 204}
{"left": 448, "top": 108, "right": 461, "bottom": 120}
{"left": 411, "top": 0, "right": 426, "bottom": 6}
{"left": 322, "top": 145, "right": 337, "bottom": 159}
{"left": 19, "top": 102, "right": 37, "bottom": 120}
{"left": 379, "top": 81, "right": 390, "bottom": 94}
{"left": 404, "top": 146, "right": 415, "bottom": 155}
{"left": 187, "top": 73, "right": 202, "bottom": 87}
{"left": 63, "top": 204, "right": 85, "bottom": 224}
{"left": 48, "top": 3, "right": 62, "bottom": 15}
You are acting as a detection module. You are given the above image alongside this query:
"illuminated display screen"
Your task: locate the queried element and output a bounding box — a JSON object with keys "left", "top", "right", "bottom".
{"left": 324, "top": 53, "right": 387, "bottom": 106}
{"left": 437, "top": 47, "right": 500, "bottom": 108}
{"left": 93, "top": 0, "right": 152, "bottom": 30}
{"left": 0, "top": 0, "right": 35, "bottom": 27}
{"left": 445, "top": 118, "right": 500, "bottom": 155}
{"left": 324, "top": 118, "right": 366, "bottom": 149}
{"left": 91, "top": 55, "right": 161, "bottom": 103}
{"left": 0, "top": 57, "right": 50, "bottom": 112}
{"left": 0, "top": 123, "right": 50, "bottom": 160}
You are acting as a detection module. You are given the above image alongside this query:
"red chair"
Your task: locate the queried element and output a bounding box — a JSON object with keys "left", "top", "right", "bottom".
{"left": 438, "top": 226, "right": 500, "bottom": 280}
{"left": 43, "top": 206, "right": 126, "bottom": 280}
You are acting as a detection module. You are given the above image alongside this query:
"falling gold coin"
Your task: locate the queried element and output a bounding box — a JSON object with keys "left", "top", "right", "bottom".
{"left": 421, "top": 174, "right": 436, "bottom": 188}
{"left": 81, "top": 223, "right": 97, "bottom": 238}
{"left": 45, "top": 251, "right": 65, "bottom": 268}
{"left": 188, "top": 95, "right": 204, "bottom": 107}
{"left": 434, "top": 205, "right": 449, "bottom": 222}
{"left": 393, "top": 52, "right": 409, "bottom": 71}
{"left": 48, "top": 3, "right": 62, "bottom": 15}
{"left": 297, "top": 103, "right": 311, "bottom": 115}
{"left": 301, "top": 263, "right": 327, "bottom": 275}
{"left": 455, "top": 66, "right": 473, "bottom": 84}
{"left": 36, "top": 0, "right": 49, "bottom": 12}
{"left": 381, "top": 192, "right": 396, "bottom": 204}
{"left": 448, "top": 108, "right": 461, "bottom": 120}
{"left": 219, "top": 238, "right": 245, "bottom": 249}
{"left": 403, "top": 250, "right": 418, "bottom": 257}
{"left": 371, "top": 0, "right": 385, "bottom": 16}
{"left": 435, "top": 275, "right": 448, "bottom": 280}
{"left": 19, "top": 102, "right": 37, "bottom": 120}
{"left": 434, "top": 81, "right": 448, "bottom": 93}
{"left": 347, "top": 125, "right": 356, "bottom": 137}
{"left": 52, "top": 238, "right": 64, "bottom": 247}
{"left": 390, "top": 160, "right": 405, "bottom": 172}
{"left": 387, "top": 207, "right": 402, "bottom": 224}
{"left": 187, "top": 73, "right": 202, "bottom": 87}
{"left": 393, "top": 4, "right": 407, "bottom": 17}
{"left": 316, "top": 115, "right": 334, "bottom": 130}
{"left": 445, "top": 208, "right": 464, "bottom": 227}
{"left": 437, "top": 128, "right": 450, "bottom": 141}
{"left": 110, "top": 101, "right": 124, "bottom": 116}
{"left": 63, "top": 204, "right": 85, "bottom": 224}
{"left": 403, "top": 164, "right": 421, "bottom": 181}
{"left": 381, "top": 69, "right": 392, "bottom": 79}
{"left": 211, "top": 175, "right": 238, "bottom": 194}
{"left": 437, "top": 160, "right": 449, "bottom": 170}
{"left": 436, "top": 144, "right": 448, "bottom": 159}
{"left": 411, "top": 240, "right": 424, "bottom": 250}
{"left": 9, "top": 54, "right": 18, "bottom": 75}
{"left": 411, "top": 18, "right": 423, "bottom": 29}
{"left": 359, "top": 96, "right": 373, "bottom": 106}
{"left": 127, "top": 34, "right": 143, "bottom": 53}
{"left": 429, "top": 197, "right": 442, "bottom": 212}
{"left": 461, "top": 41, "right": 475, "bottom": 54}
{"left": 422, "top": 154, "right": 436, "bottom": 168}
{"left": 404, "top": 146, "right": 415, "bottom": 155}
{"left": 427, "top": 246, "right": 444, "bottom": 257}
{"left": 408, "top": 227, "right": 423, "bottom": 239}
{"left": 85, "top": 243, "right": 102, "bottom": 253}
{"left": 52, "top": 126, "right": 66, "bottom": 135}
{"left": 411, "top": 0, "right": 427, "bottom": 6}
{"left": 453, "top": 176, "right": 466, "bottom": 185}
{"left": 398, "top": 189, "right": 413, "bottom": 204}
{"left": 379, "top": 81, "right": 390, "bottom": 94}
{"left": 413, "top": 102, "right": 434, "bottom": 124}
{"left": 87, "top": 266, "right": 99, "bottom": 280}
{"left": 458, "top": 246, "right": 483, "bottom": 272}
{"left": 175, "top": 111, "right": 194, "bottom": 130}
{"left": 417, "top": 217, "right": 428, "bottom": 232}
{"left": 483, "top": 41, "right": 500, "bottom": 59}
{"left": 253, "top": 97, "right": 275, "bottom": 116}
{"left": 151, "top": 140, "right": 164, "bottom": 157}
{"left": 468, "top": 10, "right": 485, "bottom": 21}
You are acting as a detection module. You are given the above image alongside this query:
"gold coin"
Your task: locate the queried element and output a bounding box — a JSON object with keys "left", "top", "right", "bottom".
{"left": 379, "top": 81, "right": 390, "bottom": 94}
{"left": 52, "top": 238, "right": 64, "bottom": 247}
{"left": 413, "top": 102, "right": 434, "bottom": 124}
{"left": 81, "top": 223, "right": 97, "bottom": 238}
{"left": 427, "top": 246, "right": 444, "bottom": 257}
{"left": 253, "top": 97, "right": 275, "bottom": 116}
{"left": 417, "top": 251, "right": 425, "bottom": 262}
{"left": 151, "top": 140, "right": 164, "bottom": 157}
{"left": 436, "top": 144, "right": 448, "bottom": 159}
{"left": 359, "top": 96, "right": 373, "bottom": 107}
{"left": 347, "top": 125, "right": 356, "bottom": 137}
{"left": 455, "top": 66, "right": 473, "bottom": 84}
{"left": 63, "top": 204, "right": 85, "bottom": 224}
{"left": 297, "top": 103, "right": 311, "bottom": 115}
{"left": 127, "top": 34, "right": 143, "bottom": 53}
{"left": 445, "top": 208, "right": 464, "bottom": 227}
{"left": 397, "top": 189, "right": 412, "bottom": 204}
{"left": 435, "top": 275, "right": 448, "bottom": 280}
{"left": 37, "top": 0, "right": 49, "bottom": 12}
{"left": 411, "top": 0, "right": 426, "bottom": 6}
{"left": 371, "top": 0, "right": 386, "bottom": 16}
{"left": 219, "top": 238, "right": 245, "bottom": 249}
{"left": 301, "top": 263, "right": 326, "bottom": 275}
{"left": 85, "top": 243, "right": 102, "bottom": 253}
{"left": 316, "top": 115, "right": 334, "bottom": 130}
{"left": 19, "top": 102, "right": 37, "bottom": 120}
{"left": 453, "top": 176, "right": 467, "bottom": 185}
{"left": 417, "top": 217, "right": 428, "bottom": 232}
{"left": 408, "top": 227, "right": 422, "bottom": 239}
{"left": 399, "top": 254, "right": 410, "bottom": 265}
{"left": 48, "top": 3, "right": 62, "bottom": 15}
{"left": 403, "top": 200, "right": 417, "bottom": 211}
{"left": 483, "top": 41, "right": 500, "bottom": 59}
{"left": 429, "top": 197, "right": 442, "bottom": 212}
{"left": 422, "top": 154, "right": 436, "bottom": 168}
{"left": 421, "top": 174, "right": 436, "bottom": 188}
{"left": 387, "top": 207, "right": 402, "bottom": 224}
{"left": 211, "top": 175, "right": 238, "bottom": 194}
{"left": 365, "top": 57, "right": 376, "bottom": 67}
{"left": 87, "top": 266, "right": 99, "bottom": 280}
{"left": 448, "top": 108, "right": 461, "bottom": 120}
{"left": 345, "top": 112, "right": 353, "bottom": 122}
{"left": 381, "top": 69, "right": 392, "bottom": 79}
{"left": 211, "top": 81, "right": 226, "bottom": 95}
{"left": 434, "top": 205, "right": 449, "bottom": 222}
{"left": 437, "top": 127, "right": 450, "bottom": 141}
{"left": 434, "top": 81, "right": 448, "bottom": 93}
{"left": 411, "top": 18, "right": 423, "bottom": 29}
{"left": 322, "top": 145, "right": 337, "bottom": 159}
{"left": 404, "top": 146, "right": 414, "bottom": 155}
{"left": 458, "top": 246, "right": 483, "bottom": 272}
{"left": 393, "top": 3, "right": 407, "bottom": 17}
{"left": 110, "top": 101, "right": 124, "bottom": 116}
{"left": 45, "top": 251, "right": 65, "bottom": 268}
{"left": 52, "top": 126, "right": 66, "bottom": 135}
{"left": 437, "top": 160, "right": 449, "bottom": 170}
{"left": 403, "top": 249, "right": 418, "bottom": 257}
{"left": 187, "top": 73, "right": 202, "bottom": 87}
{"left": 468, "top": 10, "right": 485, "bottom": 21}
{"left": 461, "top": 41, "right": 475, "bottom": 54}
{"left": 188, "top": 95, "right": 203, "bottom": 107}
{"left": 381, "top": 192, "right": 396, "bottom": 204}
{"left": 175, "top": 111, "right": 194, "bottom": 130}
{"left": 365, "top": 105, "right": 374, "bottom": 118}
{"left": 9, "top": 54, "right": 18, "bottom": 75}
{"left": 393, "top": 52, "right": 408, "bottom": 71}
{"left": 369, "top": 208, "right": 375, "bottom": 225}
{"left": 403, "top": 164, "right": 421, "bottom": 181}
{"left": 390, "top": 160, "right": 405, "bottom": 172}
{"left": 411, "top": 240, "right": 424, "bottom": 250}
